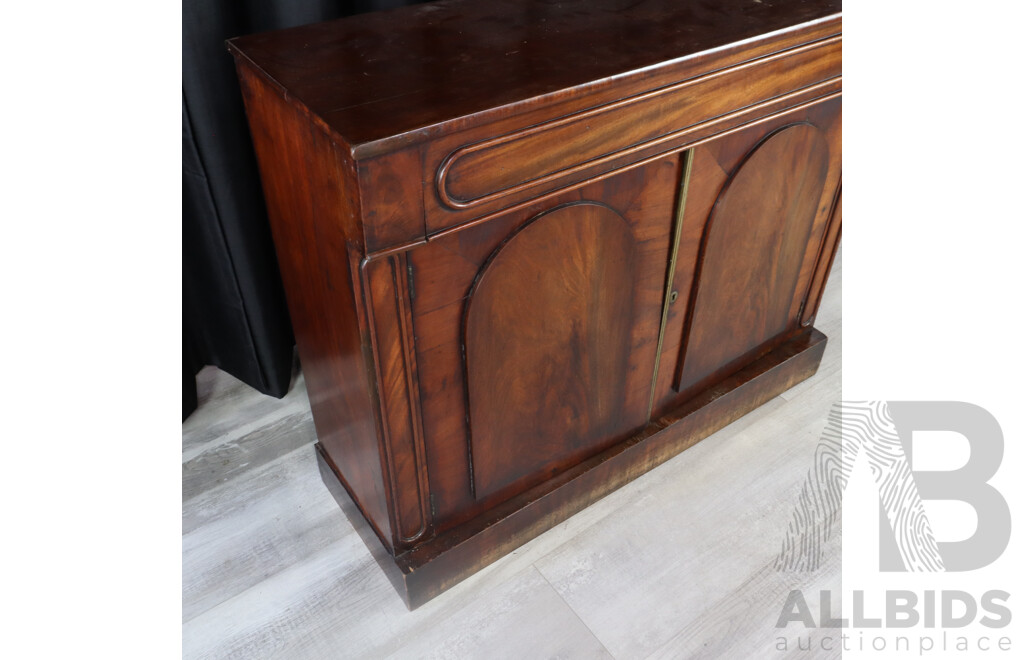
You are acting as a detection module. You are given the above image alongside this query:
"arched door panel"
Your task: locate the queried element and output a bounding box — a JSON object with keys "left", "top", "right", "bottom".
{"left": 675, "top": 123, "right": 832, "bottom": 397}
{"left": 465, "top": 203, "right": 642, "bottom": 500}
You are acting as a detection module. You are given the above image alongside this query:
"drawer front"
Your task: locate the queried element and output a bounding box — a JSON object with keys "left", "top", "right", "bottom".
{"left": 424, "top": 35, "right": 841, "bottom": 237}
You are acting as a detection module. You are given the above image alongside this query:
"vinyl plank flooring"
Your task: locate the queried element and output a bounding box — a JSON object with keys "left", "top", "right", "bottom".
{"left": 644, "top": 535, "right": 841, "bottom": 659}
{"left": 182, "top": 406, "right": 316, "bottom": 502}
{"left": 381, "top": 566, "right": 614, "bottom": 660}
{"left": 184, "top": 539, "right": 611, "bottom": 660}
{"left": 182, "top": 364, "right": 307, "bottom": 466}
{"left": 183, "top": 446, "right": 350, "bottom": 621}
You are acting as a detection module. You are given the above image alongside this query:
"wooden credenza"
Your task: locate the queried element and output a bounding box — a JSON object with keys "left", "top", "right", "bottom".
{"left": 229, "top": 0, "right": 842, "bottom": 609}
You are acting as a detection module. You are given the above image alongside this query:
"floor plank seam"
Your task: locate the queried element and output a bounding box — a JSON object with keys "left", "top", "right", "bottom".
{"left": 533, "top": 562, "right": 618, "bottom": 659}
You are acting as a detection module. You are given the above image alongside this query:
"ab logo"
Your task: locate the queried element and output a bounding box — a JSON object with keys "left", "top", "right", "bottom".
{"left": 775, "top": 401, "right": 1010, "bottom": 572}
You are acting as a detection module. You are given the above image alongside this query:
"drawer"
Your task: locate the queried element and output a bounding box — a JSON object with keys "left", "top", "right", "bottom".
{"left": 424, "top": 35, "right": 841, "bottom": 236}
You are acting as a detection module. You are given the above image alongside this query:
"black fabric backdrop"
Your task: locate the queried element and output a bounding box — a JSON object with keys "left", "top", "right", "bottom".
{"left": 183, "top": 0, "right": 423, "bottom": 419}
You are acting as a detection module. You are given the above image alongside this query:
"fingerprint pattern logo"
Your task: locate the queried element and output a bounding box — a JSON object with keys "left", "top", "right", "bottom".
{"left": 774, "top": 401, "right": 945, "bottom": 572}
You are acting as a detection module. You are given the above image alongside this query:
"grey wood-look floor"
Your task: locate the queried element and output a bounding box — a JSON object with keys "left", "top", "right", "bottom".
{"left": 183, "top": 250, "right": 841, "bottom": 660}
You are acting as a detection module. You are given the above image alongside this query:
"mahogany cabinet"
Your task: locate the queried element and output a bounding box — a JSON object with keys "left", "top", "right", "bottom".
{"left": 228, "top": 0, "right": 842, "bottom": 608}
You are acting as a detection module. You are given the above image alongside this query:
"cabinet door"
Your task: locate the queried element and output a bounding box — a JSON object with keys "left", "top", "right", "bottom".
{"left": 651, "top": 98, "right": 842, "bottom": 417}
{"left": 406, "top": 157, "right": 682, "bottom": 526}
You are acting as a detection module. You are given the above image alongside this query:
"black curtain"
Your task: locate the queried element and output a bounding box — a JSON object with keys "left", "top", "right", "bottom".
{"left": 183, "top": 0, "right": 423, "bottom": 419}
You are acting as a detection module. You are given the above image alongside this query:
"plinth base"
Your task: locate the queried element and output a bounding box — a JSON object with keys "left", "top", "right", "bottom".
{"left": 318, "top": 327, "right": 827, "bottom": 609}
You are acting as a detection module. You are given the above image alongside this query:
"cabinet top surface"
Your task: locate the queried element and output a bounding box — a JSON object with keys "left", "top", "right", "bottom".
{"left": 228, "top": 0, "right": 841, "bottom": 153}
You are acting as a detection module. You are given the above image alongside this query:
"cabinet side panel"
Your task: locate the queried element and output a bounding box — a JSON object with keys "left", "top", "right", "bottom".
{"left": 235, "top": 61, "right": 394, "bottom": 547}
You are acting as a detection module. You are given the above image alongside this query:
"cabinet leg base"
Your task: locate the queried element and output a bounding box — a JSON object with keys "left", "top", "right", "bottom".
{"left": 317, "top": 327, "right": 828, "bottom": 609}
